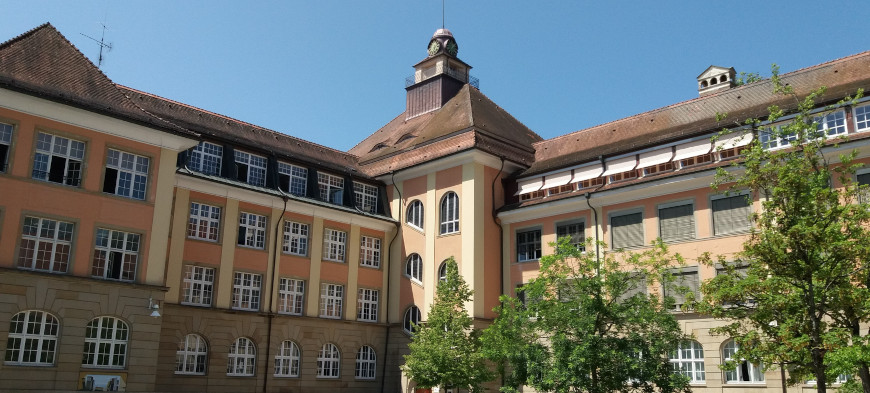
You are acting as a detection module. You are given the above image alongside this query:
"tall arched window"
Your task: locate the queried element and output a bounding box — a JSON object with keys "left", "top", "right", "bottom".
{"left": 722, "top": 339, "right": 764, "bottom": 383}
{"left": 176, "top": 334, "right": 208, "bottom": 375}
{"left": 406, "top": 200, "right": 424, "bottom": 230}
{"left": 403, "top": 306, "right": 421, "bottom": 334}
{"left": 5, "top": 310, "right": 59, "bottom": 365}
{"left": 440, "top": 192, "right": 459, "bottom": 234}
{"left": 405, "top": 253, "right": 423, "bottom": 283}
{"left": 227, "top": 337, "right": 256, "bottom": 376}
{"left": 355, "top": 345, "right": 377, "bottom": 380}
{"left": 438, "top": 261, "right": 448, "bottom": 282}
{"left": 274, "top": 340, "right": 301, "bottom": 377}
{"left": 317, "top": 343, "right": 341, "bottom": 378}
{"left": 82, "top": 316, "right": 128, "bottom": 368}
{"left": 670, "top": 340, "right": 705, "bottom": 383}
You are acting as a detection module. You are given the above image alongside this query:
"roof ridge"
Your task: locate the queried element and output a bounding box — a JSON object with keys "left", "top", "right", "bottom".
{"left": 468, "top": 85, "right": 542, "bottom": 141}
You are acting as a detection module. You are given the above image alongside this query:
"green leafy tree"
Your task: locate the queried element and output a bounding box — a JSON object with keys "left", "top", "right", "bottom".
{"left": 402, "top": 257, "right": 492, "bottom": 392}
{"left": 482, "top": 238, "right": 693, "bottom": 393}
{"left": 699, "top": 64, "right": 870, "bottom": 393}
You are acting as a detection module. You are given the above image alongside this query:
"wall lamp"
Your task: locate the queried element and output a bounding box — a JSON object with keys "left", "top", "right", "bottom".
{"left": 148, "top": 297, "right": 161, "bottom": 318}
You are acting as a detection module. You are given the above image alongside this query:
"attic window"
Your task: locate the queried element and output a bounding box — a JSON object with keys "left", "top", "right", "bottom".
{"left": 720, "top": 75, "right": 728, "bottom": 82}
{"left": 369, "top": 143, "right": 387, "bottom": 153}
{"left": 396, "top": 133, "right": 416, "bottom": 144}
{"left": 701, "top": 81, "right": 708, "bottom": 88}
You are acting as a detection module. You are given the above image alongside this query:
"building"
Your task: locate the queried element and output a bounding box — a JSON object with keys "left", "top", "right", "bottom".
{"left": 1, "top": 22, "right": 869, "bottom": 393}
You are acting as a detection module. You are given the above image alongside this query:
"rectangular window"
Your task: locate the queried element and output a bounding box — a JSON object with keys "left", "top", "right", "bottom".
{"left": 855, "top": 105, "right": 870, "bottom": 133}
{"left": 182, "top": 265, "right": 215, "bottom": 307}
{"left": 188, "top": 141, "right": 223, "bottom": 176}
{"left": 319, "top": 283, "right": 343, "bottom": 319}
{"left": 858, "top": 173, "right": 870, "bottom": 204}
{"left": 610, "top": 211, "right": 644, "bottom": 249}
{"left": 0, "top": 122, "right": 12, "bottom": 172}
{"left": 357, "top": 288, "right": 379, "bottom": 322}
{"left": 759, "top": 124, "right": 797, "bottom": 150}
{"left": 92, "top": 228, "right": 140, "bottom": 281}
{"left": 318, "top": 173, "right": 344, "bottom": 204}
{"left": 516, "top": 229, "right": 542, "bottom": 262}
{"left": 359, "top": 236, "right": 381, "bottom": 268}
{"left": 712, "top": 194, "right": 751, "bottom": 236}
{"left": 278, "top": 162, "right": 308, "bottom": 196}
{"left": 518, "top": 190, "right": 545, "bottom": 201}
{"left": 188, "top": 202, "right": 221, "bottom": 242}
{"left": 354, "top": 182, "right": 379, "bottom": 213}
{"left": 18, "top": 216, "right": 74, "bottom": 273}
{"left": 547, "top": 184, "right": 574, "bottom": 196}
{"left": 643, "top": 162, "right": 674, "bottom": 176}
{"left": 556, "top": 221, "right": 585, "bottom": 252}
{"left": 578, "top": 177, "right": 604, "bottom": 190}
{"left": 283, "top": 221, "right": 309, "bottom": 256}
{"left": 238, "top": 212, "right": 266, "bottom": 249}
{"left": 103, "top": 149, "right": 149, "bottom": 200}
{"left": 815, "top": 110, "right": 847, "bottom": 137}
{"left": 678, "top": 153, "right": 713, "bottom": 168}
{"left": 663, "top": 267, "right": 700, "bottom": 310}
{"left": 232, "top": 272, "right": 262, "bottom": 311}
{"left": 278, "top": 278, "right": 305, "bottom": 315}
{"left": 234, "top": 150, "right": 266, "bottom": 187}
{"left": 32, "top": 132, "right": 84, "bottom": 186}
{"left": 659, "top": 203, "right": 695, "bottom": 242}
{"left": 323, "top": 229, "right": 347, "bottom": 262}
{"left": 609, "top": 170, "right": 637, "bottom": 183}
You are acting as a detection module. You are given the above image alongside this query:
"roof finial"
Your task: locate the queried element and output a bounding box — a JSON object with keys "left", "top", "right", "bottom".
{"left": 442, "top": 0, "right": 445, "bottom": 28}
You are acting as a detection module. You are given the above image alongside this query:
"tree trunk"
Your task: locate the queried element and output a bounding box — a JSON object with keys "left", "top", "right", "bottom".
{"left": 857, "top": 363, "right": 870, "bottom": 393}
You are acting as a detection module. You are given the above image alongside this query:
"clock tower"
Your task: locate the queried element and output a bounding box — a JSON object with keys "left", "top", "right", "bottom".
{"left": 405, "top": 28, "right": 475, "bottom": 119}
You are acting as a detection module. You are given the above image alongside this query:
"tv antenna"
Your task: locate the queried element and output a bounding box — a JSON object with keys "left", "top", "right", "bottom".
{"left": 442, "top": 0, "right": 445, "bottom": 28}
{"left": 80, "top": 22, "right": 112, "bottom": 68}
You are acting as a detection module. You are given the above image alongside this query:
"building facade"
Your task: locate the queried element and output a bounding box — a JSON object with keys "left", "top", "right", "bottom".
{"left": 1, "top": 23, "right": 869, "bottom": 393}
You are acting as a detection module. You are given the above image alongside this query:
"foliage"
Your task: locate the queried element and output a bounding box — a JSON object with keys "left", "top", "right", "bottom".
{"left": 699, "top": 64, "right": 870, "bottom": 393}
{"left": 734, "top": 71, "right": 764, "bottom": 86}
{"left": 482, "top": 238, "right": 693, "bottom": 393}
{"left": 402, "top": 257, "right": 492, "bottom": 392}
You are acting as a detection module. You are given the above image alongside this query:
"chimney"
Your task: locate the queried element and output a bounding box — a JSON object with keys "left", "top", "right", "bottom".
{"left": 697, "top": 66, "right": 736, "bottom": 96}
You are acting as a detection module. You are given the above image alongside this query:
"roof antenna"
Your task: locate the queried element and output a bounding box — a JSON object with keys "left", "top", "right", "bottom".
{"left": 442, "top": 0, "right": 445, "bottom": 28}
{"left": 80, "top": 22, "right": 113, "bottom": 68}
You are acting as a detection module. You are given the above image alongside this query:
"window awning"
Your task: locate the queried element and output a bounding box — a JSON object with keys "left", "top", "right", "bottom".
{"left": 637, "top": 147, "right": 674, "bottom": 169}
{"left": 601, "top": 156, "right": 637, "bottom": 176}
{"left": 570, "top": 163, "right": 603, "bottom": 183}
{"left": 715, "top": 132, "right": 754, "bottom": 149}
{"left": 673, "top": 139, "right": 712, "bottom": 161}
{"left": 515, "top": 177, "right": 543, "bottom": 196}
{"left": 543, "top": 171, "right": 573, "bottom": 188}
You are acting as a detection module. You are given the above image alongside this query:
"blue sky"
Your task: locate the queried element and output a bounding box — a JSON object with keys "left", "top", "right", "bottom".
{"left": 3, "top": 1, "right": 869, "bottom": 151}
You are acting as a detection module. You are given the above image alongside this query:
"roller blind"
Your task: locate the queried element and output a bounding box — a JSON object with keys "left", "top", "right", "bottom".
{"left": 637, "top": 148, "right": 673, "bottom": 169}
{"left": 515, "top": 178, "right": 543, "bottom": 196}
{"left": 659, "top": 203, "right": 695, "bottom": 242}
{"left": 601, "top": 156, "right": 637, "bottom": 176}
{"left": 543, "top": 171, "right": 573, "bottom": 188}
{"left": 673, "top": 139, "right": 712, "bottom": 161}
{"left": 611, "top": 212, "right": 643, "bottom": 249}
{"left": 570, "top": 164, "right": 603, "bottom": 183}
{"left": 712, "top": 195, "right": 751, "bottom": 235}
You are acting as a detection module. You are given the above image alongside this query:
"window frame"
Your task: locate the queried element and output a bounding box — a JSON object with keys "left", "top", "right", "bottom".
{"left": 658, "top": 200, "right": 696, "bottom": 243}
{"left": 18, "top": 216, "right": 75, "bottom": 273}
{"left": 277, "top": 162, "right": 308, "bottom": 197}
{"left": 278, "top": 278, "right": 305, "bottom": 315}
{"left": 91, "top": 228, "right": 140, "bottom": 282}
{"left": 722, "top": 339, "right": 765, "bottom": 383}
{"left": 234, "top": 150, "right": 267, "bottom": 187}
{"left": 188, "top": 141, "right": 222, "bottom": 176}
{"left": 710, "top": 192, "right": 752, "bottom": 236}
{"left": 609, "top": 209, "right": 645, "bottom": 250}
{"left": 322, "top": 228, "right": 347, "bottom": 262}
{"left": 4, "top": 310, "right": 60, "bottom": 366}
{"left": 82, "top": 316, "right": 128, "bottom": 369}
{"left": 188, "top": 202, "right": 221, "bottom": 242}
{"left": 814, "top": 109, "right": 847, "bottom": 138}
{"left": 439, "top": 191, "right": 460, "bottom": 235}
{"left": 32, "top": 132, "right": 85, "bottom": 187}
{"left": 854, "top": 103, "right": 870, "bottom": 133}
{"left": 359, "top": 235, "right": 381, "bottom": 268}
{"left": 274, "top": 340, "right": 301, "bottom": 378}
{"left": 231, "top": 271, "right": 262, "bottom": 311}
{"left": 318, "top": 172, "right": 345, "bottom": 205}
{"left": 555, "top": 220, "right": 585, "bottom": 252}
{"left": 670, "top": 340, "right": 705, "bottom": 384}
{"left": 355, "top": 346, "right": 377, "bottom": 380}
{"left": 405, "top": 253, "right": 423, "bottom": 284}
{"left": 406, "top": 200, "right": 424, "bottom": 230}
{"left": 237, "top": 212, "right": 267, "bottom": 249}
{"left": 103, "top": 148, "right": 150, "bottom": 200}
{"left": 316, "top": 343, "right": 341, "bottom": 379}
{"left": 354, "top": 182, "right": 379, "bottom": 213}
{"left": 403, "top": 306, "right": 422, "bottom": 335}
{"left": 357, "top": 288, "right": 379, "bottom": 323}
{"left": 0, "top": 121, "right": 14, "bottom": 173}
{"left": 227, "top": 337, "right": 257, "bottom": 377}
{"left": 175, "top": 334, "right": 208, "bottom": 375}
{"left": 516, "top": 228, "right": 542, "bottom": 262}
{"left": 319, "top": 283, "right": 344, "bottom": 319}
{"left": 282, "top": 221, "right": 309, "bottom": 256}
{"left": 181, "top": 265, "right": 215, "bottom": 307}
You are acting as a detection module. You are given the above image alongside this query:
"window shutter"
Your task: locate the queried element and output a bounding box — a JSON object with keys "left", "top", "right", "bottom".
{"left": 713, "top": 195, "right": 751, "bottom": 235}
{"left": 611, "top": 212, "right": 643, "bottom": 249}
{"left": 659, "top": 204, "right": 695, "bottom": 242}
{"left": 665, "top": 267, "right": 699, "bottom": 309}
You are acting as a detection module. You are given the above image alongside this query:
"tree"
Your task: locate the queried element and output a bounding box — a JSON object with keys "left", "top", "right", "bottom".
{"left": 482, "top": 238, "right": 693, "bottom": 393}
{"left": 699, "top": 65, "right": 870, "bottom": 393}
{"left": 402, "top": 257, "right": 492, "bottom": 392}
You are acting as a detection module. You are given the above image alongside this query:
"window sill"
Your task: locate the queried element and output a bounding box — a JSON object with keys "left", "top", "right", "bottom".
{"left": 283, "top": 251, "right": 308, "bottom": 258}
{"left": 187, "top": 236, "right": 220, "bottom": 245}
{"left": 359, "top": 264, "right": 381, "bottom": 270}
{"left": 319, "top": 315, "right": 342, "bottom": 320}
{"left": 723, "top": 383, "right": 767, "bottom": 387}
{"left": 236, "top": 244, "right": 267, "bottom": 251}
{"left": 322, "top": 259, "right": 346, "bottom": 264}
{"left": 273, "top": 374, "right": 300, "bottom": 378}
{"left": 438, "top": 231, "right": 461, "bottom": 238}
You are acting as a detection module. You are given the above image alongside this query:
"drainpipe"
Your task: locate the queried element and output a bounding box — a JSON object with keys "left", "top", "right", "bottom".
{"left": 381, "top": 171, "right": 402, "bottom": 393}
{"left": 585, "top": 192, "right": 601, "bottom": 272}
{"left": 490, "top": 157, "right": 506, "bottom": 297}
{"left": 263, "top": 193, "right": 288, "bottom": 393}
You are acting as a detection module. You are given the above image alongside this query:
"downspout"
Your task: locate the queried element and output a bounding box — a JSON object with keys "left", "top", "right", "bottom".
{"left": 490, "top": 156, "right": 505, "bottom": 388}
{"left": 263, "top": 193, "right": 289, "bottom": 393}
{"left": 381, "top": 171, "right": 402, "bottom": 393}
{"left": 585, "top": 192, "right": 600, "bottom": 271}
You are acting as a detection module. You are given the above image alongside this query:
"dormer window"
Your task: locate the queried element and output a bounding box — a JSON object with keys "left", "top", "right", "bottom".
{"left": 369, "top": 143, "right": 387, "bottom": 153}
{"left": 396, "top": 133, "right": 416, "bottom": 144}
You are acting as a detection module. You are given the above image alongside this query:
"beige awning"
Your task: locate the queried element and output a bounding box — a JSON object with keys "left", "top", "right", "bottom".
{"left": 515, "top": 177, "right": 543, "bottom": 196}
{"left": 543, "top": 171, "right": 573, "bottom": 188}
{"left": 637, "top": 147, "right": 674, "bottom": 169}
{"left": 601, "top": 156, "right": 637, "bottom": 176}
{"left": 570, "top": 163, "right": 603, "bottom": 183}
{"left": 673, "top": 139, "right": 712, "bottom": 161}
{"left": 715, "top": 131, "right": 754, "bottom": 149}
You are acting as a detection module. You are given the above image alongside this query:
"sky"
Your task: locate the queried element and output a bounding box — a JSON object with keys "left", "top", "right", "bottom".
{"left": 3, "top": 1, "right": 870, "bottom": 152}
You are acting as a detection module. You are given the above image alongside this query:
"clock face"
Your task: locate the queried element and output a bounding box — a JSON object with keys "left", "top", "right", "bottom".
{"left": 428, "top": 40, "right": 441, "bottom": 56}
{"left": 446, "top": 40, "right": 459, "bottom": 56}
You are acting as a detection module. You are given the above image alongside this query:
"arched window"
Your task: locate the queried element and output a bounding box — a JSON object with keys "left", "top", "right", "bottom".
{"left": 176, "top": 334, "right": 208, "bottom": 375}
{"left": 227, "top": 337, "right": 256, "bottom": 376}
{"left": 317, "top": 343, "right": 341, "bottom": 378}
{"left": 670, "top": 340, "right": 705, "bottom": 383}
{"left": 403, "top": 306, "right": 422, "bottom": 334}
{"left": 722, "top": 339, "right": 764, "bottom": 383}
{"left": 439, "top": 192, "right": 459, "bottom": 234}
{"left": 5, "top": 310, "right": 59, "bottom": 365}
{"left": 274, "top": 340, "right": 301, "bottom": 377}
{"left": 405, "top": 253, "right": 423, "bottom": 283}
{"left": 355, "top": 346, "right": 377, "bottom": 380}
{"left": 406, "top": 200, "right": 424, "bottom": 230}
{"left": 82, "top": 316, "right": 128, "bottom": 368}
{"left": 438, "top": 261, "right": 448, "bottom": 282}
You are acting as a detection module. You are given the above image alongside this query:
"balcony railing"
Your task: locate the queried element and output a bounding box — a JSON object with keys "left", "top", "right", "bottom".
{"left": 405, "top": 71, "right": 480, "bottom": 89}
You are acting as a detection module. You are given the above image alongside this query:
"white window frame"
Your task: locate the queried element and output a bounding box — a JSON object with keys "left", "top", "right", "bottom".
{"left": 188, "top": 141, "right": 222, "bottom": 176}
{"left": 438, "top": 261, "right": 448, "bottom": 282}
{"left": 4, "top": 310, "right": 59, "bottom": 365}
{"left": 175, "top": 334, "right": 208, "bottom": 375}
{"left": 516, "top": 228, "right": 542, "bottom": 262}
{"left": 182, "top": 265, "right": 215, "bottom": 307}
{"left": 319, "top": 283, "right": 344, "bottom": 319}
{"left": 759, "top": 123, "right": 798, "bottom": 150}
{"left": 556, "top": 220, "right": 586, "bottom": 252}
{"left": 406, "top": 200, "right": 424, "bottom": 230}
{"left": 357, "top": 288, "right": 379, "bottom": 322}
{"left": 0, "top": 122, "right": 13, "bottom": 172}
{"left": 355, "top": 346, "right": 377, "bottom": 380}
{"left": 32, "top": 132, "right": 85, "bottom": 186}
{"left": 318, "top": 172, "right": 344, "bottom": 204}
{"left": 278, "top": 278, "right": 305, "bottom": 315}
{"left": 439, "top": 191, "right": 460, "bottom": 234}
{"left": 227, "top": 337, "right": 256, "bottom": 376}
{"left": 274, "top": 340, "right": 301, "bottom": 377}
{"left": 354, "top": 182, "right": 379, "bottom": 213}
{"left": 104, "top": 149, "right": 150, "bottom": 200}
{"left": 278, "top": 162, "right": 308, "bottom": 196}
{"left": 359, "top": 236, "right": 381, "bottom": 268}
{"left": 82, "top": 316, "right": 128, "bottom": 368}
{"left": 232, "top": 272, "right": 262, "bottom": 311}
{"left": 403, "top": 306, "right": 421, "bottom": 335}
{"left": 188, "top": 202, "right": 221, "bottom": 242}
{"left": 238, "top": 212, "right": 266, "bottom": 249}
{"left": 405, "top": 253, "right": 423, "bottom": 284}
{"left": 18, "top": 216, "right": 74, "bottom": 273}
{"left": 283, "top": 221, "right": 309, "bottom": 256}
{"left": 323, "top": 229, "right": 347, "bottom": 262}
{"left": 92, "top": 228, "right": 140, "bottom": 281}
{"left": 723, "top": 339, "right": 764, "bottom": 383}
{"left": 854, "top": 103, "right": 870, "bottom": 133}
{"left": 234, "top": 150, "right": 267, "bottom": 187}
{"left": 670, "top": 340, "right": 705, "bottom": 384}
{"left": 316, "top": 343, "right": 341, "bottom": 378}
{"left": 814, "top": 109, "right": 847, "bottom": 138}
